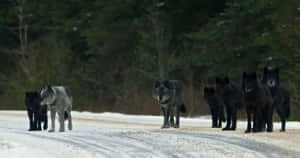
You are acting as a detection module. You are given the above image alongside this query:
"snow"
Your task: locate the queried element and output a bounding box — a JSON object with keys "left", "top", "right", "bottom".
{"left": 0, "top": 111, "right": 299, "bottom": 158}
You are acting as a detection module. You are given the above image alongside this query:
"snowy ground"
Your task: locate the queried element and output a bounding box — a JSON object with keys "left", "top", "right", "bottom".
{"left": 0, "top": 111, "right": 300, "bottom": 158}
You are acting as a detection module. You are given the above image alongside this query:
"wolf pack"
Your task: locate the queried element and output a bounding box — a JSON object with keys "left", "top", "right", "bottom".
{"left": 24, "top": 66, "right": 289, "bottom": 133}
{"left": 153, "top": 67, "right": 290, "bottom": 133}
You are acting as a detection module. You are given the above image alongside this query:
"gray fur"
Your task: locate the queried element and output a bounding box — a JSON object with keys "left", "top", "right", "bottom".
{"left": 153, "top": 80, "right": 186, "bottom": 129}
{"left": 40, "top": 86, "right": 72, "bottom": 132}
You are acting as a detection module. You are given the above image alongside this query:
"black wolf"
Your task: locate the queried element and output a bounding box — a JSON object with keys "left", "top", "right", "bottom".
{"left": 262, "top": 67, "right": 290, "bottom": 131}
{"left": 204, "top": 87, "right": 225, "bottom": 128}
{"left": 242, "top": 72, "right": 273, "bottom": 133}
{"left": 216, "top": 76, "right": 244, "bottom": 131}
{"left": 153, "top": 80, "right": 187, "bottom": 128}
{"left": 25, "top": 91, "right": 48, "bottom": 131}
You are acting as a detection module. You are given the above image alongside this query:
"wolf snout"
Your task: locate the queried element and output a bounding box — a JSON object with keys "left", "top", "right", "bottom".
{"left": 157, "top": 95, "right": 162, "bottom": 102}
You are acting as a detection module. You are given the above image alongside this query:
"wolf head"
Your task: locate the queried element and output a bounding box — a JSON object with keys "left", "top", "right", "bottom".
{"left": 242, "top": 72, "right": 258, "bottom": 93}
{"left": 40, "top": 85, "right": 56, "bottom": 106}
{"left": 216, "top": 76, "right": 230, "bottom": 89}
{"left": 216, "top": 76, "right": 234, "bottom": 95}
{"left": 153, "top": 80, "right": 172, "bottom": 104}
{"left": 25, "top": 91, "right": 42, "bottom": 110}
{"left": 263, "top": 67, "right": 279, "bottom": 88}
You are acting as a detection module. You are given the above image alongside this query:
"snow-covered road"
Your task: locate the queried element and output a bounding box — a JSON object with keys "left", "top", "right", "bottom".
{"left": 0, "top": 111, "right": 299, "bottom": 158}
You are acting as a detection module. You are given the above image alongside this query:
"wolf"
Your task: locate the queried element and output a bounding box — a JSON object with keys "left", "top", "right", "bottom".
{"left": 153, "top": 80, "right": 187, "bottom": 128}
{"left": 262, "top": 67, "right": 290, "bottom": 131}
{"left": 25, "top": 91, "right": 48, "bottom": 131}
{"left": 216, "top": 76, "right": 244, "bottom": 131}
{"left": 40, "top": 85, "right": 72, "bottom": 132}
{"left": 242, "top": 72, "right": 273, "bottom": 133}
{"left": 204, "top": 87, "right": 225, "bottom": 128}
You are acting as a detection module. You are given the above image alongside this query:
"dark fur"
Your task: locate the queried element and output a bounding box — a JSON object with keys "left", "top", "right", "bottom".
{"left": 216, "top": 76, "right": 244, "bottom": 131}
{"left": 153, "top": 80, "right": 187, "bottom": 128}
{"left": 25, "top": 91, "right": 48, "bottom": 131}
{"left": 262, "top": 67, "right": 290, "bottom": 131}
{"left": 242, "top": 72, "right": 273, "bottom": 133}
{"left": 204, "top": 87, "right": 225, "bottom": 128}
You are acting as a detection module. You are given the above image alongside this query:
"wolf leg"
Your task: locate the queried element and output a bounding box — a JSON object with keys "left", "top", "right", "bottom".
{"left": 231, "top": 108, "right": 237, "bottom": 130}
{"left": 27, "top": 110, "right": 34, "bottom": 131}
{"left": 280, "top": 118, "right": 286, "bottom": 132}
{"left": 43, "top": 112, "right": 48, "bottom": 130}
{"left": 212, "top": 112, "right": 218, "bottom": 128}
{"left": 223, "top": 106, "right": 232, "bottom": 130}
{"left": 253, "top": 108, "right": 263, "bottom": 132}
{"left": 174, "top": 106, "right": 180, "bottom": 128}
{"left": 32, "top": 112, "right": 38, "bottom": 130}
{"left": 161, "top": 107, "right": 170, "bottom": 128}
{"left": 170, "top": 108, "right": 174, "bottom": 127}
{"left": 266, "top": 105, "right": 273, "bottom": 132}
{"left": 218, "top": 118, "right": 222, "bottom": 128}
{"left": 245, "top": 109, "right": 252, "bottom": 133}
{"left": 36, "top": 112, "right": 42, "bottom": 131}
{"left": 58, "top": 112, "right": 65, "bottom": 132}
{"left": 48, "top": 110, "right": 56, "bottom": 132}
{"left": 67, "top": 110, "right": 72, "bottom": 130}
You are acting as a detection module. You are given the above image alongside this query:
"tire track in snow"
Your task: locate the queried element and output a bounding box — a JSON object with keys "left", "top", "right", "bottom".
{"left": 1, "top": 113, "right": 300, "bottom": 158}
{"left": 162, "top": 130, "right": 300, "bottom": 158}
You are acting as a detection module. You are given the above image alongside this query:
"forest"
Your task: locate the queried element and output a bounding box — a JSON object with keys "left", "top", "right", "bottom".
{"left": 0, "top": 0, "right": 299, "bottom": 120}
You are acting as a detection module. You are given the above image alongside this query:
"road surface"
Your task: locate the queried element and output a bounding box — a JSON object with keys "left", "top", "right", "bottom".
{"left": 0, "top": 111, "right": 299, "bottom": 158}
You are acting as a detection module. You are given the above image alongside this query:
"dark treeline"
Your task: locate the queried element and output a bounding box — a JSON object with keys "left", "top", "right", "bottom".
{"left": 0, "top": 0, "right": 299, "bottom": 120}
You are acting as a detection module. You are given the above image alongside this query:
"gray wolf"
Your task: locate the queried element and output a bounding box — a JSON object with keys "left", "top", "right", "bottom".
{"left": 216, "top": 76, "right": 244, "bottom": 131}
{"left": 153, "top": 80, "right": 186, "bottom": 128}
{"left": 242, "top": 72, "right": 273, "bottom": 133}
{"left": 204, "top": 87, "right": 225, "bottom": 128}
{"left": 262, "top": 67, "right": 290, "bottom": 131}
{"left": 40, "top": 85, "right": 72, "bottom": 132}
{"left": 25, "top": 91, "right": 48, "bottom": 131}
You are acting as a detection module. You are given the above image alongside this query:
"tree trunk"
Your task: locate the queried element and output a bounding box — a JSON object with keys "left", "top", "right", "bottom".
{"left": 150, "top": 10, "right": 169, "bottom": 80}
{"left": 16, "top": 0, "right": 34, "bottom": 81}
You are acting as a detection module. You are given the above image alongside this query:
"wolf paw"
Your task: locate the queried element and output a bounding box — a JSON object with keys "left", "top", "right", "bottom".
{"left": 59, "top": 129, "right": 65, "bottom": 132}
{"left": 222, "top": 127, "right": 231, "bottom": 131}
{"left": 161, "top": 125, "right": 170, "bottom": 129}
{"left": 48, "top": 129, "right": 55, "bottom": 133}
{"left": 173, "top": 124, "right": 179, "bottom": 128}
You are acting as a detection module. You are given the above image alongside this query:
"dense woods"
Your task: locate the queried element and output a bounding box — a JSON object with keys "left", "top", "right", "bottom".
{"left": 0, "top": 0, "right": 299, "bottom": 120}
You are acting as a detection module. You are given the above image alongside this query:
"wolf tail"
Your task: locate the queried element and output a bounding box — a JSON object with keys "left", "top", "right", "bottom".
{"left": 180, "top": 104, "right": 187, "bottom": 113}
{"left": 64, "top": 111, "right": 69, "bottom": 120}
